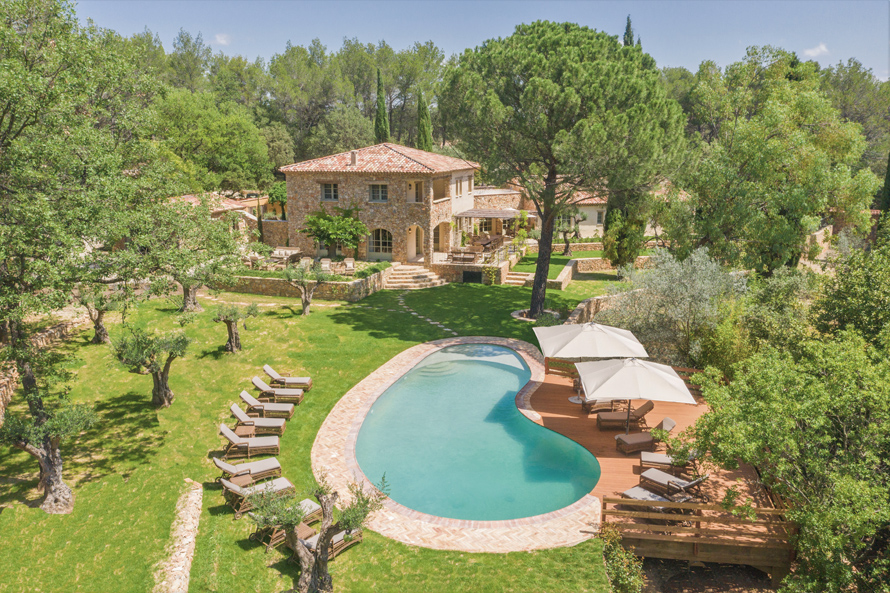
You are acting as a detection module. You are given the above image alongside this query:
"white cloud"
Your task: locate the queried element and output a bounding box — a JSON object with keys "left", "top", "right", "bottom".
{"left": 214, "top": 33, "right": 231, "bottom": 46}
{"left": 803, "top": 43, "right": 828, "bottom": 58}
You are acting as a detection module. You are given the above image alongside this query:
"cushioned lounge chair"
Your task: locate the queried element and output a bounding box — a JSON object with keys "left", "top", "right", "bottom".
{"left": 250, "top": 516, "right": 318, "bottom": 553}
{"left": 639, "top": 450, "right": 697, "bottom": 474}
{"left": 252, "top": 376, "right": 304, "bottom": 404}
{"left": 620, "top": 485, "right": 693, "bottom": 511}
{"left": 320, "top": 258, "right": 332, "bottom": 273}
{"left": 263, "top": 365, "right": 313, "bottom": 390}
{"left": 213, "top": 456, "right": 281, "bottom": 482}
{"left": 239, "top": 391, "right": 294, "bottom": 419}
{"left": 220, "top": 476, "right": 295, "bottom": 519}
{"left": 219, "top": 424, "right": 280, "bottom": 459}
{"left": 640, "top": 468, "right": 710, "bottom": 501}
{"left": 597, "top": 400, "right": 655, "bottom": 430}
{"left": 615, "top": 417, "right": 676, "bottom": 455}
{"left": 230, "top": 403, "right": 286, "bottom": 435}
{"left": 343, "top": 258, "right": 356, "bottom": 276}
{"left": 289, "top": 528, "right": 363, "bottom": 561}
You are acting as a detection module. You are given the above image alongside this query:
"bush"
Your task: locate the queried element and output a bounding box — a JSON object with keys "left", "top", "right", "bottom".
{"left": 532, "top": 313, "right": 562, "bottom": 327}
{"left": 355, "top": 261, "right": 391, "bottom": 279}
{"left": 598, "top": 523, "right": 644, "bottom": 593}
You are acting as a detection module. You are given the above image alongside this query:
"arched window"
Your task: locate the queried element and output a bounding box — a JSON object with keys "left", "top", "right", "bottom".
{"left": 368, "top": 229, "right": 392, "bottom": 254}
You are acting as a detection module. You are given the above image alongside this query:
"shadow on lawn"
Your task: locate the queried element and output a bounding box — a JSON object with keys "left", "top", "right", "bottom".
{"left": 71, "top": 391, "right": 166, "bottom": 486}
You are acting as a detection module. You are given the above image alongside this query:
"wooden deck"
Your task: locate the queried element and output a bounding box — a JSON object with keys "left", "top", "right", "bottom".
{"left": 530, "top": 375, "right": 794, "bottom": 584}
{"left": 529, "top": 374, "right": 772, "bottom": 505}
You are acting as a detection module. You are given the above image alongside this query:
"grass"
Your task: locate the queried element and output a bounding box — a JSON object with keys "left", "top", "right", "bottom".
{"left": 0, "top": 286, "right": 611, "bottom": 593}
{"left": 512, "top": 250, "right": 605, "bottom": 279}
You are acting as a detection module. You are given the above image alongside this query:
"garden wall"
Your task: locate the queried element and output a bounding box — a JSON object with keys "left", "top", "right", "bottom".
{"left": 225, "top": 265, "right": 396, "bottom": 303}
{"left": 429, "top": 249, "right": 524, "bottom": 285}
{"left": 0, "top": 316, "right": 90, "bottom": 426}
{"left": 259, "top": 220, "right": 289, "bottom": 248}
{"left": 525, "top": 240, "right": 660, "bottom": 254}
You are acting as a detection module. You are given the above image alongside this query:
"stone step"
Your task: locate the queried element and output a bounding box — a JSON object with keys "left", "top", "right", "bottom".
{"left": 385, "top": 279, "right": 448, "bottom": 289}
{"left": 384, "top": 264, "right": 447, "bottom": 290}
{"left": 504, "top": 271, "right": 533, "bottom": 286}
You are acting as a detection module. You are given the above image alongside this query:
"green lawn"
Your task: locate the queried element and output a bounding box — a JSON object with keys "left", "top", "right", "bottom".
{"left": 0, "top": 287, "right": 611, "bottom": 593}
{"left": 512, "top": 250, "right": 605, "bottom": 279}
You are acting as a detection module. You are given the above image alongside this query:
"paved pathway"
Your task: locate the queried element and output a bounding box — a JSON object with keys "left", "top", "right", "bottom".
{"left": 153, "top": 478, "right": 203, "bottom": 593}
{"left": 310, "top": 336, "right": 602, "bottom": 553}
{"left": 351, "top": 291, "right": 459, "bottom": 336}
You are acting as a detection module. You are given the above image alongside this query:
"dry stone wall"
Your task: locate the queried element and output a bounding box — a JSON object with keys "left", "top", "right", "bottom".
{"left": 225, "top": 265, "right": 395, "bottom": 303}
{"left": 259, "top": 220, "right": 288, "bottom": 248}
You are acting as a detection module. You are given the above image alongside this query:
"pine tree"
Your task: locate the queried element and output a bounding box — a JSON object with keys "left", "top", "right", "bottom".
{"left": 374, "top": 68, "right": 390, "bottom": 144}
{"left": 623, "top": 15, "right": 634, "bottom": 47}
{"left": 881, "top": 151, "right": 890, "bottom": 211}
{"left": 416, "top": 89, "right": 433, "bottom": 152}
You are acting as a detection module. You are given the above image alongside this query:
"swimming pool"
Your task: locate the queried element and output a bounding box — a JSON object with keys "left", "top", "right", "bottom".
{"left": 355, "top": 343, "right": 601, "bottom": 521}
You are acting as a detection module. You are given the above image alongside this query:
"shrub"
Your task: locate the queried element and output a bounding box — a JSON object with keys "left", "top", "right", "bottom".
{"left": 355, "top": 261, "right": 391, "bottom": 279}
{"left": 532, "top": 313, "right": 561, "bottom": 327}
{"left": 598, "top": 523, "right": 644, "bottom": 593}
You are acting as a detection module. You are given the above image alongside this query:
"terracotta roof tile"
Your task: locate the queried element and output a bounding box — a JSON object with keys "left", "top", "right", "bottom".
{"left": 279, "top": 143, "right": 479, "bottom": 174}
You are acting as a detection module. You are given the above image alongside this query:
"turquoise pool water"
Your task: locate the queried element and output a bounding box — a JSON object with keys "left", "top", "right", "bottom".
{"left": 355, "top": 344, "right": 601, "bottom": 521}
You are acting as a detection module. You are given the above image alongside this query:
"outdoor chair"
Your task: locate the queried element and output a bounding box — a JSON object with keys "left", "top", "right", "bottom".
{"left": 220, "top": 476, "right": 295, "bottom": 519}
{"left": 250, "top": 516, "right": 318, "bottom": 553}
{"left": 343, "top": 258, "right": 356, "bottom": 276}
{"left": 252, "top": 376, "right": 304, "bottom": 404}
{"left": 581, "top": 398, "right": 621, "bottom": 414}
{"left": 263, "top": 365, "right": 313, "bottom": 390}
{"left": 639, "top": 450, "right": 698, "bottom": 475}
{"left": 597, "top": 400, "right": 655, "bottom": 430}
{"left": 230, "top": 403, "right": 286, "bottom": 436}
{"left": 619, "top": 485, "right": 693, "bottom": 514}
{"left": 320, "top": 258, "right": 332, "bottom": 273}
{"left": 639, "top": 468, "right": 710, "bottom": 502}
{"left": 289, "top": 529, "right": 363, "bottom": 562}
{"left": 213, "top": 456, "right": 281, "bottom": 482}
{"left": 615, "top": 417, "right": 676, "bottom": 455}
{"left": 299, "top": 257, "right": 312, "bottom": 269}
{"left": 219, "top": 424, "right": 280, "bottom": 459}
{"left": 240, "top": 390, "right": 294, "bottom": 419}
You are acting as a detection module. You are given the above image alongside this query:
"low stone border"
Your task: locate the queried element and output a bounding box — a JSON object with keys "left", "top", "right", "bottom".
{"left": 152, "top": 478, "right": 203, "bottom": 593}
{"left": 510, "top": 309, "right": 560, "bottom": 322}
{"left": 311, "top": 336, "right": 602, "bottom": 553}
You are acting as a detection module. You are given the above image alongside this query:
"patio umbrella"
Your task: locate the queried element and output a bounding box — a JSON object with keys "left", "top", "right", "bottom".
{"left": 574, "top": 358, "right": 696, "bottom": 433}
{"left": 533, "top": 322, "right": 649, "bottom": 359}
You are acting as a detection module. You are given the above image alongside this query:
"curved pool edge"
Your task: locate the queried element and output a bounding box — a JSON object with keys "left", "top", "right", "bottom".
{"left": 310, "top": 336, "right": 603, "bottom": 553}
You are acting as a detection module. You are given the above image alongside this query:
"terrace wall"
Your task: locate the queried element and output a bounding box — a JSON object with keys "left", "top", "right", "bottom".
{"left": 225, "top": 265, "right": 395, "bottom": 303}
{"left": 260, "top": 220, "right": 289, "bottom": 248}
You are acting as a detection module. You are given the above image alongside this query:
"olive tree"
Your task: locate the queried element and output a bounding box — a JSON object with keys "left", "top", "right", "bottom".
{"left": 74, "top": 284, "right": 135, "bottom": 344}
{"left": 112, "top": 328, "right": 191, "bottom": 407}
{"left": 440, "top": 21, "right": 685, "bottom": 317}
{"left": 283, "top": 264, "right": 333, "bottom": 316}
{"left": 249, "top": 476, "right": 386, "bottom": 593}
{"left": 213, "top": 303, "right": 258, "bottom": 352}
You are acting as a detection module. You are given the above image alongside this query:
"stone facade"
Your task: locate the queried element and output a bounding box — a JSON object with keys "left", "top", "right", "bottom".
{"left": 259, "top": 219, "right": 288, "bottom": 248}
{"left": 285, "top": 170, "right": 475, "bottom": 264}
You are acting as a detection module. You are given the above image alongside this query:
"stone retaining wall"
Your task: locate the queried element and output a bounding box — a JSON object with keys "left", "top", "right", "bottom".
{"left": 526, "top": 240, "right": 659, "bottom": 254}
{"left": 0, "top": 315, "right": 90, "bottom": 425}
{"left": 566, "top": 294, "right": 621, "bottom": 324}
{"left": 429, "top": 249, "right": 524, "bottom": 285}
{"left": 259, "top": 219, "right": 288, "bottom": 248}
{"left": 225, "top": 265, "right": 395, "bottom": 302}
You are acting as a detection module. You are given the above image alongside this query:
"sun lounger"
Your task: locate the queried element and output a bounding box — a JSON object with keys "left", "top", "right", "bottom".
{"left": 620, "top": 485, "right": 692, "bottom": 512}
{"left": 219, "top": 424, "right": 280, "bottom": 459}
{"left": 220, "top": 476, "right": 295, "bottom": 519}
{"left": 615, "top": 417, "right": 676, "bottom": 455}
{"left": 597, "top": 400, "right": 655, "bottom": 430}
{"left": 250, "top": 516, "right": 318, "bottom": 552}
{"left": 263, "top": 365, "right": 313, "bottom": 390}
{"left": 240, "top": 391, "right": 294, "bottom": 419}
{"left": 640, "top": 468, "right": 710, "bottom": 501}
{"left": 213, "top": 457, "right": 281, "bottom": 482}
{"left": 252, "top": 376, "right": 304, "bottom": 404}
{"left": 230, "top": 404, "right": 286, "bottom": 435}
{"left": 639, "top": 450, "right": 697, "bottom": 474}
{"left": 290, "top": 528, "right": 363, "bottom": 561}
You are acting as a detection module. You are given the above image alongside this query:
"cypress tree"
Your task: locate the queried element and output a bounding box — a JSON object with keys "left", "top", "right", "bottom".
{"left": 416, "top": 90, "right": 433, "bottom": 152}
{"left": 623, "top": 15, "right": 634, "bottom": 47}
{"left": 374, "top": 68, "right": 390, "bottom": 144}
{"left": 881, "top": 151, "right": 890, "bottom": 211}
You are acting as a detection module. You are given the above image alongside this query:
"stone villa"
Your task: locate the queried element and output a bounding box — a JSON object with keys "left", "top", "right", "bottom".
{"left": 281, "top": 143, "right": 534, "bottom": 264}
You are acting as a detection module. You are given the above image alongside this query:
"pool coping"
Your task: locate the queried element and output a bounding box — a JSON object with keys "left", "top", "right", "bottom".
{"left": 310, "top": 336, "right": 602, "bottom": 553}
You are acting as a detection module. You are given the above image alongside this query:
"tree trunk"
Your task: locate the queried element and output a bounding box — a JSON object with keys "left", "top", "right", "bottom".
{"left": 289, "top": 491, "right": 339, "bottom": 593}
{"left": 151, "top": 368, "right": 174, "bottom": 407}
{"left": 91, "top": 310, "right": 109, "bottom": 344}
{"left": 181, "top": 285, "right": 203, "bottom": 312}
{"left": 530, "top": 208, "right": 555, "bottom": 318}
{"left": 224, "top": 320, "right": 241, "bottom": 352}
{"left": 562, "top": 230, "right": 573, "bottom": 256}
{"left": 301, "top": 283, "right": 320, "bottom": 316}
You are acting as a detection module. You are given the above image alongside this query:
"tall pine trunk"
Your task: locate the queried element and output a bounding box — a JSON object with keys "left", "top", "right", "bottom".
{"left": 529, "top": 209, "right": 555, "bottom": 318}
{"left": 181, "top": 285, "right": 202, "bottom": 312}
{"left": 223, "top": 320, "right": 241, "bottom": 352}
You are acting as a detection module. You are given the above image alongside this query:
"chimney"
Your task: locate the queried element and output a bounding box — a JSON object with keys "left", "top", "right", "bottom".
{"left": 350, "top": 150, "right": 357, "bottom": 166}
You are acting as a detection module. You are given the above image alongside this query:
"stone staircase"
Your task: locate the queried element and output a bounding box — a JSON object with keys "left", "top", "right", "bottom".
{"left": 504, "top": 271, "right": 533, "bottom": 287}
{"left": 384, "top": 265, "right": 448, "bottom": 290}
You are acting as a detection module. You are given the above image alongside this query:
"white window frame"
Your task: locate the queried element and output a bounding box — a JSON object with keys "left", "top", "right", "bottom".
{"left": 321, "top": 183, "right": 338, "bottom": 202}
{"left": 368, "top": 184, "right": 388, "bottom": 203}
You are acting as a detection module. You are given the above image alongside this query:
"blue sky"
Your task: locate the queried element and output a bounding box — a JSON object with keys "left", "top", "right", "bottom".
{"left": 77, "top": 1, "right": 890, "bottom": 79}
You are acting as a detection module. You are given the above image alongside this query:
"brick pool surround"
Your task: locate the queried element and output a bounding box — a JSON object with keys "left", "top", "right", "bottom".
{"left": 310, "top": 336, "right": 602, "bottom": 553}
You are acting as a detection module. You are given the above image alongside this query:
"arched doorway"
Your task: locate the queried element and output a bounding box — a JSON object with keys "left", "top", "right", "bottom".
{"left": 368, "top": 229, "right": 393, "bottom": 261}
{"left": 407, "top": 225, "right": 425, "bottom": 262}
{"left": 433, "top": 222, "right": 451, "bottom": 254}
